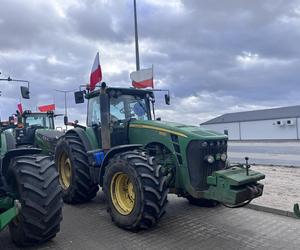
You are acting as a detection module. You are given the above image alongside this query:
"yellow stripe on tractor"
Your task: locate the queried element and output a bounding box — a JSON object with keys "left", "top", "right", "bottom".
{"left": 129, "top": 124, "right": 187, "bottom": 138}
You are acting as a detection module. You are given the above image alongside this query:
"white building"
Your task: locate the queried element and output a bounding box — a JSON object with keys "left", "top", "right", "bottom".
{"left": 201, "top": 105, "right": 300, "bottom": 140}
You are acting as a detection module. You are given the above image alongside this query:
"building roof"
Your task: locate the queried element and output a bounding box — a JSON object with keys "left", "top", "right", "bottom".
{"left": 201, "top": 105, "right": 300, "bottom": 125}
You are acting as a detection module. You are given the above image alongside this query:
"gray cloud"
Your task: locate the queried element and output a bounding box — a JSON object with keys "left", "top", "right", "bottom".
{"left": 1, "top": 0, "right": 300, "bottom": 126}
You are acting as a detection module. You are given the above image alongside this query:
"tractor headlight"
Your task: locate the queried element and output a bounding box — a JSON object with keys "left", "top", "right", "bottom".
{"left": 221, "top": 153, "right": 227, "bottom": 162}
{"left": 206, "top": 155, "right": 215, "bottom": 164}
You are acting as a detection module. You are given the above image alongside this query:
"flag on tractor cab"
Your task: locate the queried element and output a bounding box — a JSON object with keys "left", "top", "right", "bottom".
{"left": 38, "top": 104, "right": 55, "bottom": 112}
{"left": 17, "top": 103, "right": 23, "bottom": 114}
{"left": 90, "top": 52, "right": 102, "bottom": 91}
{"left": 130, "top": 67, "right": 153, "bottom": 89}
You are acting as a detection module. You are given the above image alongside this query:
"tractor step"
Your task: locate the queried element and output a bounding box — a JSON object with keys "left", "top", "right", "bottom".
{"left": 0, "top": 199, "right": 19, "bottom": 231}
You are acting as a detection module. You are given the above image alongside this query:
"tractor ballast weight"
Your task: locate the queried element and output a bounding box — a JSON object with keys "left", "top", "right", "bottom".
{"left": 55, "top": 83, "right": 265, "bottom": 230}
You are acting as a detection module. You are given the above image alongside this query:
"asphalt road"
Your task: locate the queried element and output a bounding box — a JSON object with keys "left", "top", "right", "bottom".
{"left": 228, "top": 141, "right": 300, "bottom": 166}
{"left": 1, "top": 193, "right": 299, "bottom": 250}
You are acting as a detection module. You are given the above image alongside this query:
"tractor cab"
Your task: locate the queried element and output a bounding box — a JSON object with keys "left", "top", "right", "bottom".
{"left": 85, "top": 87, "right": 153, "bottom": 148}
{"left": 15, "top": 110, "right": 55, "bottom": 145}
{"left": 14, "top": 110, "right": 63, "bottom": 155}
{"left": 22, "top": 111, "right": 55, "bottom": 129}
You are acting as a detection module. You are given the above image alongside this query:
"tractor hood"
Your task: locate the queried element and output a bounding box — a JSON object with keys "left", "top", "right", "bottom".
{"left": 129, "top": 120, "right": 227, "bottom": 140}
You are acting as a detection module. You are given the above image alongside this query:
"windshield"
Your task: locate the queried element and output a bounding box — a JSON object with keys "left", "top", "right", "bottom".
{"left": 110, "top": 94, "right": 150, "bottom": 121}
{"left": 24, "top": 115, "right": 54, "bottom": 129}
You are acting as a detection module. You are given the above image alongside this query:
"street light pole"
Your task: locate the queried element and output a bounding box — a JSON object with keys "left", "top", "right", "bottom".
{"left": 0, "top": 77, "right": 30, "bottom": 89}
{"left": 133, "top": 0, "right": 140, "bottom": 71}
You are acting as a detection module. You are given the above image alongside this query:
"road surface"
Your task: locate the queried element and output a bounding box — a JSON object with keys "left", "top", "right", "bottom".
{"left": 1, "top": 194, "right": 299, "bottom": 250}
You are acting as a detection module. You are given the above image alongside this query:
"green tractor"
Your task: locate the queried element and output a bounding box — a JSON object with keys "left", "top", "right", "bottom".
{"left": 14, "top": 110, "right": 64, "bottom": 156}
{"left": 55, "top": 83, "right": 265, "bottom": 230}
{"left": 0, "top": 87, "right": 62, "bottom": 246}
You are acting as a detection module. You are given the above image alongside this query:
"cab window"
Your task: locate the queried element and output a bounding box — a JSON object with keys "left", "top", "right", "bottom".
{"left": 110, "top": 95, "right": 149, "bottom": 122}
{"left": 24, "top": 116, "right": 53, "bottom": 128}
{"left": 87, "top": 96, "right": 101, "bottom": 126}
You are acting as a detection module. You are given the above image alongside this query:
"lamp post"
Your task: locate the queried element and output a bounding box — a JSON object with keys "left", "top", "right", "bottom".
{"left": 0, "top": 76, "right": 30, "bottom": 89}
{"left": 54, "top": 89, "right": 76, "bottom": 130}
{"left": 133, "top": 0, "right": 140, "bottom": 71}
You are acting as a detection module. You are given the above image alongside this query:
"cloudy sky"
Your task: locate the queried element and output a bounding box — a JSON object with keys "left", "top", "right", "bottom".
{"left": 1, "top": 0, "right": 300, "bottom": 126}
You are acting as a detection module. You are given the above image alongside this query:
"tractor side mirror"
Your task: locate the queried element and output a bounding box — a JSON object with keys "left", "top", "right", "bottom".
{"left": 74, "top": 91, "right": 84, "bottom": 104}
{"left": 9, "top": 116, "right": 14, "bottom": 125}
{"left": 64, "top": 116, "right": 68, "bottom": 125}
{"left": 20, "top": 86, "right": 30, "bottom": 99}
{"left": 164, "top": 94, "right": 170, "bottom": 105}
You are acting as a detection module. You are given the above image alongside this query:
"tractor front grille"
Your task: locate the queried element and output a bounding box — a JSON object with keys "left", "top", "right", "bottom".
{"left": 186, "top": 140, "right": 227, "bottom": 191}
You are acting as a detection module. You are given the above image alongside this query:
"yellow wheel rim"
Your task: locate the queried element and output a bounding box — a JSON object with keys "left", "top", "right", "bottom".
{"left": 58, "top": 152, "right": 72, "bottom": 190}
{"left": 110, "top": 172, "right": 136, "bottom": 215}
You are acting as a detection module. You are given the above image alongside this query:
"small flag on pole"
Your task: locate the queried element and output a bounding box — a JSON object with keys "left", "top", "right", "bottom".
{"left": 38, "top": 104, "right": 55, "bottom": 112}
{"left": 130, "top": 67, "right": 153, "bottom": 89}
{"left": 90, "top": 52, "right": 102, "bottom": 91}
{"left": 17, "top": 103, "right": 23, "bottom": 114}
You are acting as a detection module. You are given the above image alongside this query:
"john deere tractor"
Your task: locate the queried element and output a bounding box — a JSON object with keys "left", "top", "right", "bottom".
{"left": 14, "top": 110, "right": 64, "bottom": 156}
{"left": 55, "top": 83, "right": 265, "bottom": 230}
{"left": 0, "top": 86, "right": 62, "bottom": 246}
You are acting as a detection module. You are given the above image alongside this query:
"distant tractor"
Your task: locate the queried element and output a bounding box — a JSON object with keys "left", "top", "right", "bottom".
{"left": 294, "top": 203, "right": 300, "bottom": 218}
{"left": 14, "top": 110, "right": 64, "bottom": 155}
{"left": 55, "top": 83, "right": 265, "bottom": 230}
{"left": 0, "top": 86, "right": 62, "bottom": 246}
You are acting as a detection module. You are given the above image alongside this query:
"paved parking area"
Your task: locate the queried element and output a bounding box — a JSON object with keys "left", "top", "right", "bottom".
{"left": 1, "top": 193, "right": 299, "bottom": 250}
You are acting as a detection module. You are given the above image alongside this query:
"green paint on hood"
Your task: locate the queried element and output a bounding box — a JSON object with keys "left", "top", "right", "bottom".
{"left": 130, "top": 120, "right": 227, "bottom": 140}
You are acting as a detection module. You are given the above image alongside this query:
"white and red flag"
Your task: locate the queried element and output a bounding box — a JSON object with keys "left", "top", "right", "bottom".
{"left": 17, "top": 103, "right": 23, "bottom": 114}
{"left": 130, "top": 67, "right": 153, "bottom": 89}
{"left": 38, "top": 104, "right": 55, "bottom": 112}
{"left": 90, "top": 52, "right": 102, "bottom": 91}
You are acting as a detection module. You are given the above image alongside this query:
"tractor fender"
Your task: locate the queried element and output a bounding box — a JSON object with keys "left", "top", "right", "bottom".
{"left": 99, "top": 144, "right": 143, "bottom": 185}
{"left": 2, "top": 148, "right": 41, "bottom": 176}
{"left": 64, "top": 128, "right": 93, "bottom": 153}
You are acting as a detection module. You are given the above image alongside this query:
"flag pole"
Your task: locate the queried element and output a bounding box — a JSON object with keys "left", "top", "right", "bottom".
{"left": 133, "top": 0, "right": 140, "bottom": 71}
{"left": 151, "top": 64, "right": 156, "bottom": 120}
{"left": 152, "top": 64, "right": 154, "bottom": 89}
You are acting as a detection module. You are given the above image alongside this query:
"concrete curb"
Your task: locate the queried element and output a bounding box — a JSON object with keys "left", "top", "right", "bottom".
{"left": 246, "top": 203, "right": 298, "bottom": 219}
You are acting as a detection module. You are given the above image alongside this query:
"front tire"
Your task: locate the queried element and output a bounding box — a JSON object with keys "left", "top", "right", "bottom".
{"left": 8, "top": 155, "right": 62, "bottom": 247}
{"left": 103, "top": 150, "right": 168, "bottom": 230}
{"left": 55, "top": 133, "right": 99, "bottom": 204}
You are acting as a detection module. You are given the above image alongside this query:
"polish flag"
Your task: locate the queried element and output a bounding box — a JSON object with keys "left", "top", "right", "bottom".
{"left": 90, "top": 52, "right": 102, "bottom": 91}
{"left": 38, "top": 104, "right": 55, "bottom": 112}
{"left": 17, "top": 103, "right": 23, "bottom": 114}
{"left": 130, "top": 67, "right": 153, "bottom": 89}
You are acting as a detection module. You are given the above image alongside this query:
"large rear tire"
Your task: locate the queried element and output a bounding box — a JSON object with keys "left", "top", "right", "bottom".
{"left": 55, "top": 133, "right": 99, "bottom": 203}
{"left": 7, "top": 155, "right": 62, "bottom": 247}
{"left": 103, "top": 150, "right": 168, "bottom": 231}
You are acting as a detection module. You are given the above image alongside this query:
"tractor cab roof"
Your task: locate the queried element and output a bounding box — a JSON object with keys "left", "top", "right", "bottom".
{"left": 22, "top": 110, "right": 56, "bottom": 118}
{"left": 86, "top": 87, "right": 154, "bottom": 99}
